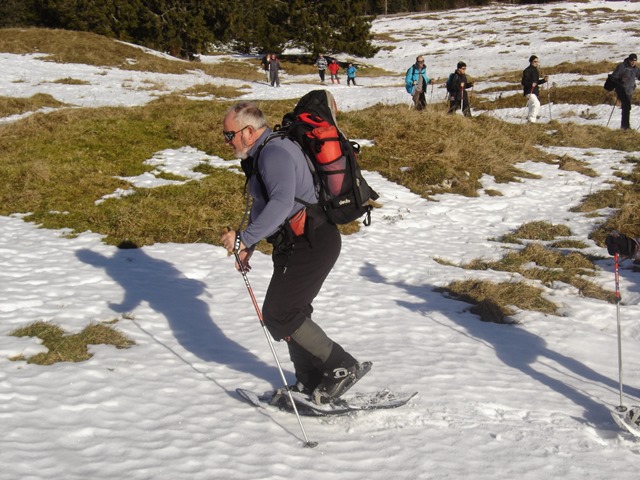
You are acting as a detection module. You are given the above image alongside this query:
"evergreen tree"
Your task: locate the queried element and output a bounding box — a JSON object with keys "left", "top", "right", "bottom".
{"left": 0, "top": 0, "right": 39, "bottom": 27}
{"left": 284, "top": 0, "right": 378, "bottom": 57}
{"left": 226, "top": 0, "right": 285, "bottom": 54}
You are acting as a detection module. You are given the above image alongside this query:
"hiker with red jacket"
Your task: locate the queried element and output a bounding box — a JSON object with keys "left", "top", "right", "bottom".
{"left": 328, "top": 59, "right": 340, "bottom": 84}
{"left": 220, "top": 94, "right": 366, "bottom": 405}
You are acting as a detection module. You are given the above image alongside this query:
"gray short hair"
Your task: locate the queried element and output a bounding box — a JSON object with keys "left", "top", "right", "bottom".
{"left": 227, "top": 102, "right": 267, "bottom": 129}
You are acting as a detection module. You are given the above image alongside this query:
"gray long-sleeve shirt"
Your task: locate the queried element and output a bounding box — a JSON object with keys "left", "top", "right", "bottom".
{"left": 612, "top": 60, "right": 640, "bottom": 97}
{"left": 239, "top": 128, "right": 318, "bottom": 248}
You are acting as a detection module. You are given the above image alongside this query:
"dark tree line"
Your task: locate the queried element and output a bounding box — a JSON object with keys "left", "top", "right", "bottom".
{"left": 0, "top": 0, "right": 558, "bottom": 59}
{"left": 0, "top": 0, "right": 378, "bottom": 59}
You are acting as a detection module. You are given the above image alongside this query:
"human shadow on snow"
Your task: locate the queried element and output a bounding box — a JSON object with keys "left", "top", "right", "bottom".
{"left": 76, "top": 246, "right": 281, "bottom": 388}
{"left": 360, "top": 261, "right": 640, "bottom": 431}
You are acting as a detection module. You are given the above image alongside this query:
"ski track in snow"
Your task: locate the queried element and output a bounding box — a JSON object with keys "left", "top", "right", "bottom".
{"left": 3, "top": 2, "right": 640, "bottom": 479}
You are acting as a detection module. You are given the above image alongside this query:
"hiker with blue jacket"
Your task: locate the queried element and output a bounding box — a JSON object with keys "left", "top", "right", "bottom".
{"left": 220, "top": 95, "right": 365, "bottom": 406}
{"left": 610, "top": 53, "right": 640, "bottom": 129}
{"left": 347, "top": 63, "right": 357, "bottom": 86}
{"left": 405, "top": 55, "right": 433, "bottom": 110}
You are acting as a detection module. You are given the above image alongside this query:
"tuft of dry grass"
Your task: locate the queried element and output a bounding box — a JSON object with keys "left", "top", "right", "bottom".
{"left": 439, "top": 279, "right": 557, "bottom": 323}
{"left": 499, "top": 221, "right": 572, "bottom": 243}
{"left": 461, "top": 242, "right": 613, "bottom": 303}
{"left": 0, "top": 93, "right": 67, "bottom": 117}
{"left": 556, "top": 154, "right": 598, "bottom": 177}
{"left": 10, "top": 321, "right": 134, "bottom": 365}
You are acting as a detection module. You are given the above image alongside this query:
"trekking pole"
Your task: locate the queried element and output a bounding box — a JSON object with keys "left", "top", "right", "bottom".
{"left": 614, "top": 252, "right": 626, "bottom": 414}
{"left": 606, "top": 99, "right": 616, "bottom": 128}
{"left": 231, "top": 237, "right": 318, "bottom": 448}
{"left": 547, "top": 82, "right": 553, "bottom": 122}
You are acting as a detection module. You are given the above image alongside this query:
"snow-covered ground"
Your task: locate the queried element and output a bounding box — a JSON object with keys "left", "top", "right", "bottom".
{"left": 3, "top": 2, "right": 640, "bottom": 479}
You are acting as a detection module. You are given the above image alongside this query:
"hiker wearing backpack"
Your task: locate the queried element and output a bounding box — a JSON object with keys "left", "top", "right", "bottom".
{"left": 446, "top": 61, "right": 474, "bottom": 117}
{"left": 405, "top": 55, "right": 433, "bottom": 111}
{"left": 521, "top": 55, "right": 548, "bottom": 124}
{"left": 220, "top": 96, "right": 370, "bottom": 405}
{"left": 609, "top": 53, "right": 640, "bottom": 130}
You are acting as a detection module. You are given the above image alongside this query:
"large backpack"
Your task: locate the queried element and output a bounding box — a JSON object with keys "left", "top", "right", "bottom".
{"left": 257, "top": 90, "right": 379, "bottom": 226}
{"left": 446, "top": 73, "right": 456, "bottom": 94}
{"left": 604, "top": 74, "right": 616, "bottom": 92}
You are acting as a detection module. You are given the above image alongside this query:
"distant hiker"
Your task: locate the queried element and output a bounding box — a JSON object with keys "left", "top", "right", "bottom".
{"left": 521, "top": 55, "right": 549, "bottom": 123}
{"left": 446, "top": 61, "right": 473, "bottom": 116}
{"left": 268, "top": 54, "right": 281, "bottom": 87}
{"left": 347, "top": 63, "right": 357, "bottom": 86}
{"left": 605, "top": 231, "right": 639, "bottom": 259}
{"left": 609, "top": 53, "right": 640, "bottom": 130}
{"left": 261, "top": 54, "right": 270, "bottom": 82}
{"left": 405, "top": 55, "right": 433, "bottom": 111}
{"left": 220, "top": 98, "right": 366, "bottom": 405}
{"left": 328, "top": 59, "right": 340, "bottom": 84}
{"left": 316, "top": 53, "right": 328, "bottom": 83}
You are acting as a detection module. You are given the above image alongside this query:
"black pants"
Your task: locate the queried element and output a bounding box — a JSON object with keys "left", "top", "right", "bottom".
{"left": 318, "top": 69, "right": 325, "bottom": 82}
{"left": 616, "top": 86, "right": 631, "bottom": 129}
{"left": 262, "top": 221, "right": 341, "bottom": 340}
{"left": 448, "top": 91, "right": 471, "bottom": 116}
{"left": 262, "top": 221, "right": 352, "bottom": 389}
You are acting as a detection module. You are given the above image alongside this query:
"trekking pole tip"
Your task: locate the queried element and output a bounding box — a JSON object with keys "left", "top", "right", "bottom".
{"left": 304, "top": 441, "right": 319, "bottom": 448}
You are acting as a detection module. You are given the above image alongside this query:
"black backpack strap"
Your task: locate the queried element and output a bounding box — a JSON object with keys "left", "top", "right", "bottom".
{"left": 248, "top": 132, "right": 286, "bottom": 201}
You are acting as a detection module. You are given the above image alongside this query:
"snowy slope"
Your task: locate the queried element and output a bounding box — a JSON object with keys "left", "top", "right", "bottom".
{"left": 2, "top": 2, "right": 640, "bottom": 479}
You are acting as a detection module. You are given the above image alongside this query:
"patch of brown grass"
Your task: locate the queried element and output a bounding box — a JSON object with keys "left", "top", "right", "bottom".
{"left": 338, "top": 104, "right": 547, "bottom": 198}
{"left": 439, "top": 279, "right": 557, "bottom": 323}
{"left": 0, "top": 93, "right": 67, "bottom": 117}
{"left": 10, "top": 320, "right": 134, "bottom": 365}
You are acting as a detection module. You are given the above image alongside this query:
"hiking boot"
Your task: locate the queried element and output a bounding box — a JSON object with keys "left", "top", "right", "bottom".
{"left": 269, "top": 382, "right": 311, "bottom": 409}
{"left": 312, "top": 361, "right": 372, "bottom": 405}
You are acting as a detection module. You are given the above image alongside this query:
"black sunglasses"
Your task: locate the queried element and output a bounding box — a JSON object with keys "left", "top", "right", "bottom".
{"left": 223, "top": 125, "right": 249, "bottom": 143}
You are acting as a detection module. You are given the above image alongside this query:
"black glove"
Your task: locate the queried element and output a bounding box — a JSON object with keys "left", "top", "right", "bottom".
{"left": 605, "top": 232, "right": 637, "bottom": 257}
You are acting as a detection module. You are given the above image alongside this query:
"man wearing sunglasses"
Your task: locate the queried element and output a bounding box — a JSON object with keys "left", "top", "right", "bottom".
{"left": 405, "top": 55, "right": 433, "bottom": 111}
{"left": 220, "top": 100, "right": 364, "bottom": 405}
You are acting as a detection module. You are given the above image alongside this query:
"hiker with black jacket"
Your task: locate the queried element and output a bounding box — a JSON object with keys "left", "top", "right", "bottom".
{"left": 521, "top": 55, "right": 548, "bottom": 124}
{"left": 220, "top": 96, "right": 365, "bottom": 405}
{"left": 446, "top": 61, "right": 474, "bottom": 117}
{"left": 605, "top": 231, "right": 640, "bottom": 259}
{"left": 610, "top": 53, "right": 640, "bottom": 129}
